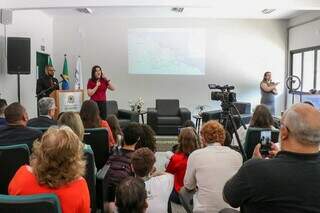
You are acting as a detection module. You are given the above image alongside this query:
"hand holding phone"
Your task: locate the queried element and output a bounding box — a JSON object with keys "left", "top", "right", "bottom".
{"left": 259, "top": 131, "right": 272, "bottom": 157}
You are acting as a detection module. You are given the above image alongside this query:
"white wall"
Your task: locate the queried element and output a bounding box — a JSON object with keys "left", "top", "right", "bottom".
{"left": 53, "top": 17, "right": 287, "bottom": 116}
{"left": 0, "top": 10, "right": 53, "bottom": 118}
{"left": 289, "top": 11, "right": 320, "bottom": 50}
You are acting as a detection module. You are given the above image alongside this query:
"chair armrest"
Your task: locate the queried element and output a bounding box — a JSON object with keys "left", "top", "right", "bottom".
{"left": 96, "top": 164, "right": 110, "bottom": 212}
{"left": 147, "top": 108, "right": 158, "bottom": 132}
{"left": 118, "top": 109, "right": 139, "bottom": 122}
{"left": 179, "top": 108, "right": 191, "bottom": 125}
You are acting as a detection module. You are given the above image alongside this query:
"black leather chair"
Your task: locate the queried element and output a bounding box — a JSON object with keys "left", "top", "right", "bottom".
{"left": 147, "top": 99, "right": 191, "bottom": 135}
{"left": 106, "top": 100, "right": 139, "bottom": 128}
{"left": 83, "top": 145, "right": 96, "bottom": 213}
{"left": 0, "top": 144, "right": 30, "bottom": 194}
{"left": 243, "top": 127, "right": 279, "bottom": 160}
{"left": 96, "top": 164, "right": 110, "bottom": 212}
{"left": 83, "top": 128, "right": 109, "bottom": 171}
{"left": 0, "top": 193, "right": 61, "bottom": 213}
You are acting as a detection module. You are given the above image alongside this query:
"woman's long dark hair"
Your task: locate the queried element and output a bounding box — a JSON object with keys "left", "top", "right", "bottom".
{"left": 249, "top": 104, "right": 274, "bottom": 128}
{"left": 91, "top": 65, "right": 102, "bottom": 81}
{"left": 262, "top": 71, "right": 271, "bottom": 82}
{"left": 80, "top": 100, "right": 101, "bottom": 128}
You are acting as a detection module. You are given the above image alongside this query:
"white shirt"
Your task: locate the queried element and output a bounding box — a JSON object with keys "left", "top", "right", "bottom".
{"left": 184, "top": 144, "right": 242, "bottom": 213}
{"left": 145, "top": 173, "right": 174, "bottom": 213}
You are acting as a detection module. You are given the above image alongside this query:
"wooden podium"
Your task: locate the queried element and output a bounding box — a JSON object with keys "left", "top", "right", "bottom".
{"left": 50, "top": 90, "right": 84, "bottom": 119}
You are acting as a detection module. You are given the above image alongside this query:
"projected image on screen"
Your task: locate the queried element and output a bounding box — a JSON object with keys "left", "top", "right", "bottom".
{"left": 128, "top": 28, "right": 206, "bottom": 75}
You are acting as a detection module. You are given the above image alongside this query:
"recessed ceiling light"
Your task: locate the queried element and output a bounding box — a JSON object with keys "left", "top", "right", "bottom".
{"left": 262, "top": 9, "right": 276, "bottom": 14}
{"left": 171, "top": 7, "right": 184, "bottom": 13}
{"left": 76, "top": 8, "right": 93, "bottom": 14}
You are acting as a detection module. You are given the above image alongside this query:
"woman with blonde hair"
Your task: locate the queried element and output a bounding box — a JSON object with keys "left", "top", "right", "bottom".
{"left": 58, "top": 112, "right": 85, "bottom": 141}
{"left": 166, "top": 127, "right": 199, "bottom": 205}
{"left": 9, "top": 126, "right": 90, "bottom": 213}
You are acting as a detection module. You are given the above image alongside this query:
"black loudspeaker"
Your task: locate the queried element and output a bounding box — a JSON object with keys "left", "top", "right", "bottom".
{"left": 7, "top": 37, "right": 31, "bottom": 74}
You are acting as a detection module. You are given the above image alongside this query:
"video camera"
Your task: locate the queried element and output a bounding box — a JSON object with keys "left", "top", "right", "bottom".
{"left": 208, "top": 84, "right": 237, "bottom": 103}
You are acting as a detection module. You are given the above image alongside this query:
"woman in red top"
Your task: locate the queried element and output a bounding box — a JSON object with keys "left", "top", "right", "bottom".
{"left": 9, "top": 126, "right": 90, "bottom": 213}
{"left": 87, "top": 65, "right": 115, "bottom": 120}
{"left": 80, "top": 100, "right": 116, "bottom": 147}
{"left": 166, "top": 127, "right": 199, "bottom": 204}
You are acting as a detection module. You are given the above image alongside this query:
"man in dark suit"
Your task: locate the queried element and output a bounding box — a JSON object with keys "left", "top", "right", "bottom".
{"left": 0, "top": 102, "right": 42, "bottom": 151}
{"left": 36, "top": 65, "right": 59, "bottom": 100}
{"left": 27, "top": 97, "right": 57, "bottom": 127}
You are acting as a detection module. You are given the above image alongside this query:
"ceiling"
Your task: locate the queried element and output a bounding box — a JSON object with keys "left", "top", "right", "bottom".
{"left": 3, "top": 0, "right": 320, "bottom": 19}
{"left": 40, "top": 7, "right": 306, "bottom": 19}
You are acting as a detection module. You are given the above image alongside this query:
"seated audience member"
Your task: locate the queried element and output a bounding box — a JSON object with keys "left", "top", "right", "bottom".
{"left": 0, "top": 99, "right": 7, "bottom": 126}
{"left": 27, "top": 97, "right": 57, "bottom": 127}
{"left": 232, "top": 104, "right": 274, "bottom": 146}
{"left": 136, "top": 124, "right": 157, "bottom": 152}
{"left": 116, "top": 176, "right": 148, "bottom": 213}
{"left": 9, "top": 126, "right": 90, "bottom": 213}
{"left": 171, "top": 120, "right": 201, "bottom": 153}
{"left": 131, "top": 147, "right": 174, "bottom": 213}
{"left": 58, "top": 112, "right": 84, "bottom": 141}
{"left": 181, "top": 121, "right": 242, "bottom": 213}
{"left": 104, "top": 122, "right": 142, "bottom": 211}
{"left": 0, "top": 102, "right": 42, "bottom": 150}
{"left": 183, "top": 120, "right": 196, "bottom": 129}
{"left": 223, "top": 103, "right": 320, "bottom": 213}
{"left": 166, "top": 127, "right": 199, "bottom": 205}
{"left": 106, "top": 114, "right": 123, "bottom": 146}
{"left": 80, "top": 100, "right": 115, "bottom": 147}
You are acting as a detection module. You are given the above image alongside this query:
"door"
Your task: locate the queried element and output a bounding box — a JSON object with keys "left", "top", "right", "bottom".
{"left": 36, "top": 52, "right": 49, "bottom": 79}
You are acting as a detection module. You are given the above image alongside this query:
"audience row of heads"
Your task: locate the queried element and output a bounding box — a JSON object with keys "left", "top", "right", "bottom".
{"left": 3, "top": 96, "right": 320, "bottom": 149}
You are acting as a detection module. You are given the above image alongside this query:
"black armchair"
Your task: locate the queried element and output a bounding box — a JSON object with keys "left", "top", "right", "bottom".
{"left": 147, "top": 99, "right": 191, "bottom": 135}
{"left": 106, "top": 100, "right": 139, "bottom": 128}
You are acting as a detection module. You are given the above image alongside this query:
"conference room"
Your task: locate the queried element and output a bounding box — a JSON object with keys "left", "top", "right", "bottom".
{"left": 1, "top": 1, "right": 320, "bottom": 213}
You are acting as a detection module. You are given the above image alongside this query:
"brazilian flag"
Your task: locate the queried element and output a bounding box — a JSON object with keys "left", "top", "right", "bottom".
{"left": 62, "top": 54, "right": 70, "bottom": 90}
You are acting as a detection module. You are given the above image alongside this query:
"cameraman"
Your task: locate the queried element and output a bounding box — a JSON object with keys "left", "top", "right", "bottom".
{"left": 222, "top": 103, "right": 320, "bottom": 213}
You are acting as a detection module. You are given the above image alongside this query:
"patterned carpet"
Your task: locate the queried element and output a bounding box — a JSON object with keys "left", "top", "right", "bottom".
{"left": 155, "top": 136, "right": 178, "bottom": 152}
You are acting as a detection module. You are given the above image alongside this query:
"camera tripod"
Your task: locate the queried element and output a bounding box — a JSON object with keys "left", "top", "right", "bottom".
{"left": 219, "top": 102, "right": 247, "bottom": 161}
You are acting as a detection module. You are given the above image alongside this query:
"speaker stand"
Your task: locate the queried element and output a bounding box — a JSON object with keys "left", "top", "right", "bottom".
{"left": 17, "top": 73, "right": 21, "bottom": 103}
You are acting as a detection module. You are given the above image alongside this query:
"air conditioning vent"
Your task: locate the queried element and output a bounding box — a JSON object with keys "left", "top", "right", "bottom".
{"left": 76, "top": 8, "right": 93, "bottom": 14}
{"left": 262, "top": 9, "right": 276, "bottom": 14}
{"left": 171, "top": 7, "right": 184, "bottom": 13}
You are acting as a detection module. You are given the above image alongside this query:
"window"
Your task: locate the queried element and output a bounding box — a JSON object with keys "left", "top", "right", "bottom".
{"left": 290, "top": 46, "right": 320, "bottom": 93}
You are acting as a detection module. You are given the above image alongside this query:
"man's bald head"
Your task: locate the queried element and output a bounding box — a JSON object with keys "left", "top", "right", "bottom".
{"left": 283, "top": 103, "right": 320, "bottom": 146}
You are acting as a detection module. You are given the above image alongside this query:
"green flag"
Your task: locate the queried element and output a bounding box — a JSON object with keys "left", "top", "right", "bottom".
{"left": 62, "top": 54, "right": 69, "bottom": 90}
{"left": 48, "top": 56, "right": 53, "bottom": 66}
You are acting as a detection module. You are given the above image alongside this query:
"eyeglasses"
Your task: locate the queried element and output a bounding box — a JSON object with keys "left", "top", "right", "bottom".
{"left": 48, "top": 69, "right": 55, "bottom": 72}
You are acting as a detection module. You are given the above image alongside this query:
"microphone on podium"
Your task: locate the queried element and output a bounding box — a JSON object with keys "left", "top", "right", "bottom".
{"left": 60, "top": 74, "right": 67, "bottom": 81}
